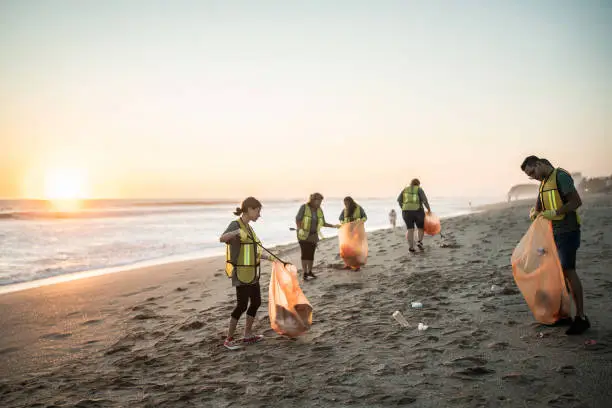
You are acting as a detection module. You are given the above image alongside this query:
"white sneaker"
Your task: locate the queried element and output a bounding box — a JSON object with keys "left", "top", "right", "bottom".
{"left": 223, "top": 337, "right": 242, "bottom": 350}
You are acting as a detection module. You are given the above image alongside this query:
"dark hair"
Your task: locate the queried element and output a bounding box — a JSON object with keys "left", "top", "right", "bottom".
{"left": 520, "top": 155, "right": 540, "bottom": 171}
{"left": 410, "top": 178, "right": 420, "bottom": 187}
{"left": 233, "top": 196, "right": 262, "bottom": 216}
{"left": 539, "top": 158, "right": 552, "bottom": 166}
{"left": 343, "top": 196, "right": 357, "bottom": 218}
{"left": 308, "top": 192, "right": 324, "bottom": 205}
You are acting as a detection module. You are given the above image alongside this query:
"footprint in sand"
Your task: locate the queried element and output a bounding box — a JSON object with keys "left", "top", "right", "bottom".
{"left": 451, "top": 365, "right": 495, "bottom": 379}
{"left": 502, "top": 372, "right": 540, "bottom": 385}
{"left": 104, "top": 343, "right": 134, "bottom": 355}
{"left": 556, "top": 365, "right": 576, "bottom": 375}
{"left": 548, "top": 393, "right": 582, "bottom": 406}
{"left": 132, "top": 309, "right": 160, "bottom": 320}
{"left": 40, "top": 332, "right": 72, "bottom": 340}
{"left": 487, "top": 341, "right": 509, "bottom": 350}
{"left": 179, "top": 320, "right": 205, "bottom": 331}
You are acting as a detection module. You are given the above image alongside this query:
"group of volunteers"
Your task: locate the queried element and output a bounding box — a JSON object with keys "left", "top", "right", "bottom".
{"left": 218, "top": 157, "right": 590, "bottom": 349}
{"left": 218, "top": 180, "right": 433, "bottom": 349}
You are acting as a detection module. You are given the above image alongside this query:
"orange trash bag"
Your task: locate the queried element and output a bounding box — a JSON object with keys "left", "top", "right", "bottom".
{"left": 268, "top": 261, "right": 313, "bottom": 337}
{"left": 511, "top": 217, "right": 571, "bottom": 324}
{"left": 338, "top": 220, "right": 368, "bottom": 268}
{"left": 423, "top": 212, "right": 441, "bottom": 236}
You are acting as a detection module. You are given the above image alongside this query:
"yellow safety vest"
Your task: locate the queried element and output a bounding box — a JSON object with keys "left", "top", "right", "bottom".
{"left": 298, "top": 205, "right": 324, "bottom": 240}
{"left": 538, "top": 168, "right": 581, "bottom": 224}
{"left": 402, "top": 186, "right": 421, "bottom": 211}
{"left": 225, "top": 218, "right": 261, "bottom": 284}
{"left": 342, "top": 206, "right": 365, "bottom": 224}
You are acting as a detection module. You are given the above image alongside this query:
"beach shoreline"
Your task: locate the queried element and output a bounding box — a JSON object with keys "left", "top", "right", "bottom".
{"left": 1, "top": 194, "right": 611, "bottom": 407}
{"left": 0, "top": 206, "right": 479, "bottom": 296}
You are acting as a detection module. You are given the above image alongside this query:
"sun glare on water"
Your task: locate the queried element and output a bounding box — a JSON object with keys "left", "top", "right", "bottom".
{"left": 44, "top": 168, "right": 89, "bottom": 211}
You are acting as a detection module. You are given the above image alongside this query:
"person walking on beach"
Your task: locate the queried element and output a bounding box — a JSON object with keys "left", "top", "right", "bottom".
{"left": 219, "top": 197, "right": 277, "bottom": 350}
{"left": 339, "top": 196, "right": 367, "bottom": 225}
{"left": 389, "top": 209, "right": 397, "bottom": 228}
{"left": 296, "top": 193, "right": 340, "bottom": 280}
{"left": 398, "top": 179, "right": 432, "bottom": 252}
{"left": 521, "top": 156, "right": 590, "bottom": 335}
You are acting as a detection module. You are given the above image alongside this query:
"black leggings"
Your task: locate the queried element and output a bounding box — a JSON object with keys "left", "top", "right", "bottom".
{"left": 299, "top": 241, "right": 317, "bottom": 261}
{"left": 231, "top": 283, "right": 261, "bottom": 320}
{"left": 402, "top": 209, "right": 425, "bottom": 229}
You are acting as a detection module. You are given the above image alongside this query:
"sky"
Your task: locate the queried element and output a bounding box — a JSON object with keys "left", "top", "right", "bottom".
{"left": 1, "top": 0, "right": 611, "bottom": 200}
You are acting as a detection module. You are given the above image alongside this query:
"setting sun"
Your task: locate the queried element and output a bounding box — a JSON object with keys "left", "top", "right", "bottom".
{"left": 43, "top": 168, "right": 89, "bottom": 211}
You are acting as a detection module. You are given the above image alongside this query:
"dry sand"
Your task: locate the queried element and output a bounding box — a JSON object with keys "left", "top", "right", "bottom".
{"left": 1, "top": 195, "right": 611, "bottom": 408}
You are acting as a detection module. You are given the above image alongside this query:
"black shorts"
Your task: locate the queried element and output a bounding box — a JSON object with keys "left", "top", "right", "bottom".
{"left": 299, "top": 241, "right": 317, "bottom": 261}
{"left": 402, "top": 209, "right": 425, "bottom": 229}
{"left": 554, "top": 230, "right": 581, "bottom": 270}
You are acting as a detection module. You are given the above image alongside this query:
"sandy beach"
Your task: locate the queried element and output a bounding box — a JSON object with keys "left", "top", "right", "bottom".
{"left": 1, "top": 195, "right": 611, "bottom": 408}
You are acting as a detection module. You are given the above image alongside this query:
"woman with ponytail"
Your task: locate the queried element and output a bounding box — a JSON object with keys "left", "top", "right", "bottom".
{"left": 219, "top": 197, "right": 276, "bottom": 350}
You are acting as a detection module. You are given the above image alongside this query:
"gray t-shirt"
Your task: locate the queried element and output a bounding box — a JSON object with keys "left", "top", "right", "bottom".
{"left": 397, "top": 187, "right": 430, "bottom": 211}
{"left": 296, "top": 204, "right": 324, "bottom": 243}
{"left": 222, "top": 220, "right": 259, "bottom": 286}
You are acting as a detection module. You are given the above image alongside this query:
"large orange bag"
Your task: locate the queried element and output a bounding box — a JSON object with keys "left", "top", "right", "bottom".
{"left": 511, "top": 217, "right": 571, "bottom": 324}
{"left": 338, "top": 220, "right": 368, "bottom": 268}
{"left": 424, "top": 212, "right": 441, "bottom": 236}
{"left": 268, "top": 261, "right": 313, "bottom": 337}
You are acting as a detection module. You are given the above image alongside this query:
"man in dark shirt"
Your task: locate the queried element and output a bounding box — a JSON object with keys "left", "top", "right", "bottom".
{"left": 521, "top": 155, "right": 590, "bottom": 335}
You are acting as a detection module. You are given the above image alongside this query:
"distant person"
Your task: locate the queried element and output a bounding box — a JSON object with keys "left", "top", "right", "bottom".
{"left": 339, "top": 196, "right": 367, "bottom": 225}
{"left": 389, "top": 209, "right": 397, "bottom": 228}
{"left": 219, "top": 197, "right": 277, "bottom": 350}
{"left": 398, "top": 178, "right": 432, "bottom": 252}
{"left": 295, "top": 193, "right": 340, "bottom": 280}
{"left": 521, "top": 155, "right": 589, "bottom": 335}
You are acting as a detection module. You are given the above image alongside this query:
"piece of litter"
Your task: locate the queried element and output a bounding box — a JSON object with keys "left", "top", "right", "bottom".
{"left": 584, "top": 339, "right": 597, "bottom": 346}
{"left": 411, "top": 302, "right": 423, "bottom": 308}
{"left": 392, "top": 311, "right": 410, "bottom": 328}
{"left": 417, "top": 323, "right": 428, "bottom": 331}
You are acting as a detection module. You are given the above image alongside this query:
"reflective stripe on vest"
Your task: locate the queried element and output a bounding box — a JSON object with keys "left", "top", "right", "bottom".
{"left": 343, "top": 206, "right": 362, "bottom": 223}
{"left": 225, "top": 218, "right": 261, "bottom": 284}
{"left": 402, "top": 186, "right": 421, "bottom": 211}
{"left": 299, "top": 205, "right": 324, "bottom": 240}
{"left": 538, "top": 168, "right": 581, "bottom": 224}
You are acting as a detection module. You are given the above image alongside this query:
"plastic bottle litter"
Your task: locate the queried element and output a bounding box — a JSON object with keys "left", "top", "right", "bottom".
{"left": 411, "top": 302, "right": 423, "bottom": 308}
{"left": 417, "top": 323, "right": 428, "bottom": 331}
{"left": 392, "top": 311, "right": 410, "bottom": 328}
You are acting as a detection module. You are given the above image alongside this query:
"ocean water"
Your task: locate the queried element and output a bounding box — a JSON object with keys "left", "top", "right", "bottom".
{"left": 0, "top": 196, "right": 500, "bottom": 291}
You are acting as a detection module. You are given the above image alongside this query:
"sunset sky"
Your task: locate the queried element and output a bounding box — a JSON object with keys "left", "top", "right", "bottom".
{"left": 1, "top": 0, "right": 610, "bottom": 200}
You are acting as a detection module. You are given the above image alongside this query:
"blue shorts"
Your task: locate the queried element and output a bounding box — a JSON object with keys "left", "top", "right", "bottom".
{"left": 554, "top": 230, "right": 581, "bottom": 270}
